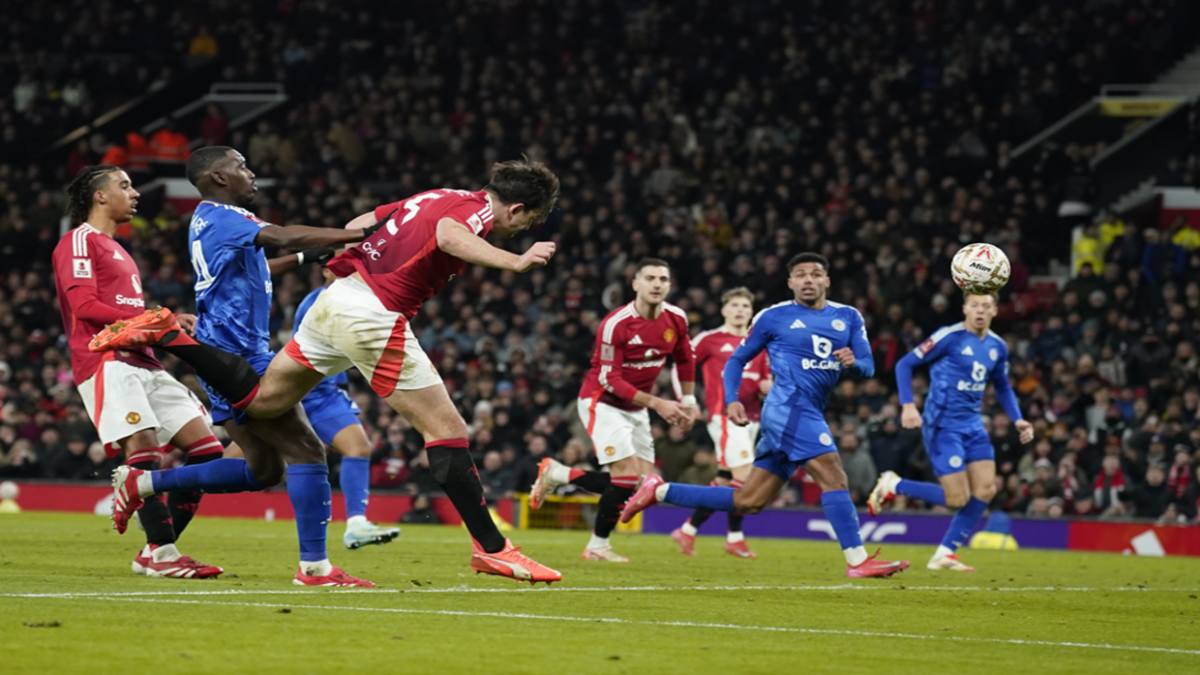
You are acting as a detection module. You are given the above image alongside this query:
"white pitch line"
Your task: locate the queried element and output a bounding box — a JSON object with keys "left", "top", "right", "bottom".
{"left": 3, "top": 584, "right": 1198, "bottom": 599}
{"left": 74, "top": 595, "right": 1199, "bottom": 657}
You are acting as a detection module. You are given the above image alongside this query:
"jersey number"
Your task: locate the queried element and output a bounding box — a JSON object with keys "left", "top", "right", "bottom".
{"left": 192, "top": 240, "right": 216, "bottom": 291}
{"left": 388, "top": 192, "right": 445, "bottom": 234}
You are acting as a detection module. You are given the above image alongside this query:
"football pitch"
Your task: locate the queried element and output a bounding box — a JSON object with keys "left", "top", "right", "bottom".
{"left": 1, "top": 513, "right": 1197, "bottom": 675}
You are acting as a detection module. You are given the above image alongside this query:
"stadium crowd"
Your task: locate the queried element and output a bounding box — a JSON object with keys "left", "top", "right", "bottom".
{"left": 2, "top": 0, "right": 1199, "bottom": 524}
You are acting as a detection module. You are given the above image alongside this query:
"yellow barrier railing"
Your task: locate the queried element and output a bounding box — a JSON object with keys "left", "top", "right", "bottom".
{"left": 514, "top": 493, "right": 642, "bottom": 533}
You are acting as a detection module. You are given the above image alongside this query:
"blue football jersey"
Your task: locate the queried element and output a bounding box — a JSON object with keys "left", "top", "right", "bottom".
{"left": 188, "top": 200, "right": 274, "bottom": 357}
{"left": 295, "top": 285, "right": 348, "bottom": 388}
{"left": 908, "top": 322, "right": 1010, "bottom": 427}
{"left": 724, "top": 300, "right": 875, "bottom": 415}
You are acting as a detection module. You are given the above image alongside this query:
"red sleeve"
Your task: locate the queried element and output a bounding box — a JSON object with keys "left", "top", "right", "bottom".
{"left": 442, "top": 196, "right": 494, "bottom": 237}
{"left": 55, "top": 238, "right": 138, "bottom": 324}
{"left": 65, "top": 284, "right": 136, "bottom": 324}
{"left": 597, "top": 317, "right": 640, "bottom": 403}
{"left": 672, "top": 315, "right": 696, "bottom": 383}
{"left": 691, "top": 333, "right": 710, "bottom": 369}
{"left": 373, "top": 201, "right": 402, "bottom": 222}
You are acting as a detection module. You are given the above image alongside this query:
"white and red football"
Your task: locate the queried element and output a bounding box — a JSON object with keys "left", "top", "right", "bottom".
{"left": 950, "top": 243, "right": 1011, "bottom": 295}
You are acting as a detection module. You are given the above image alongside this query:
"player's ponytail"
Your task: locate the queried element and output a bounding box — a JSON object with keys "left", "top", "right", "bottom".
{"left": 65, "top": 165, "right": 119, "bottom": 224}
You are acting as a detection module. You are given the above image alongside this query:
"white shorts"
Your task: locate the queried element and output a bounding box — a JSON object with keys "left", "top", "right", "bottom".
{"left": 285, "top": 276, "right": 442, "bottom": 398}
{"left": 77, "top": 360, "right": 211, "bottom": 456}
{"left": 707, "top": 415, "right": 760, "bottom": 469}
{"left": 577, "top": 398, "right": 653, "bottom": 466}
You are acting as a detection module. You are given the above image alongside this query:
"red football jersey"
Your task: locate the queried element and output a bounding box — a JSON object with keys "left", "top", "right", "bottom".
{"left": 691, "top": 328, "right": 770, "bottom": 422}
{"left": 327, "top": 189, "right": 495, "bottom": 317}
{"left": 53, "top": 224, "right": 161, "bottom": 385}
{"left": 579, "top": 302, "right": 695, "bottom": 412}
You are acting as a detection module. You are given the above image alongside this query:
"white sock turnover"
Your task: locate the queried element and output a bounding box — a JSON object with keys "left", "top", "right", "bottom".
{"left": 844, "top": 546, "right": 868, "bottom": 567}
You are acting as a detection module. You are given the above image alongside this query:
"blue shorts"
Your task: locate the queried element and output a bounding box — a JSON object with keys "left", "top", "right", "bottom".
{"left": 302, "top": 380, "right": 361, "bottom": 446}
{"left": 924, "top": 424, "right": 993, "bottom": 476}
{"left": 206, "top": 351, "right": 276, "bottom": 425}
{"left": 752, "top": 404, "right": 838, "bottom": 482}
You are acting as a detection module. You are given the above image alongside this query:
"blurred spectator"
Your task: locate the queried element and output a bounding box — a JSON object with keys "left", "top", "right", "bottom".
{"left": 678, "top": 448, "right": 717, "bottom": 486}
{"left": 1094, "top": 456, "right": 1127, "bottom": 518}
{"left": 400, "top": 494, "right": 441, "bottom": 525}
{"left": 839, "top": 433, "right": 877, "bottom": 504}
{"left": 199, "top": 104, "right": 229, "bottom": 147}
{"left": 188, "top": 26, "right": 219, "bottom": 57}
{"left": 0, "top": 438, "right": 39, "bottom": 479}
{"left": 479, "top": 450, "right": 514, "bottom": 501}
{"left": 512, "top": 435, "right": 552, "bottom": 493}
{"left": 655, "top": 425, "right": 697, "bottom": 482}
{"left": 1125, "top": 466, "right": 1171, "bottom": 519}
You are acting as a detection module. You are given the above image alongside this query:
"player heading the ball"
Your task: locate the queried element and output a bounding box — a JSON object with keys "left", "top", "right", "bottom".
{"left": 92, "top": 156, "right": 564, "bottom": 584}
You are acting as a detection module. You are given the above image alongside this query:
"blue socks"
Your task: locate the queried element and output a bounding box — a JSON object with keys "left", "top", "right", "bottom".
{"left": 820, "top": 490, "right": 863, "bottom": 550}
{"left": 287, "top": 463, "right": 332, "bottom": 563}
{"left": 942, "top": 496, "right": 988, "bottom": 551}
{"left": 151, "top": 458, "right": 262, "bottom": 494}
{"left": 340, "top": 457, "right": 370, "bottom": 519}
{"left": 896, "top": 478, "right": 947, "bottom": 507}
{"left": 662, "top": 484, "right": 736, "bottom": 512}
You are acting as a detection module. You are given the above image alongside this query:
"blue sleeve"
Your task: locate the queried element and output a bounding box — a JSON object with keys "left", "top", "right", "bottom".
{"left": 895, "top": 351, "right": 921, "bottom": 405}
{"left": 989, "top": 345, "right": 1022, "bottom": 421}
{"left": 897, "top": 329, "right": 951, "bottom": 403}
{"left": 849, "top": 310, "right": 874, "bottom": 378}
{"left": 218, "top": 209, "right": 271, "bottom": 250}
{"left": 723, "top": 320, "right": 770, "bottom": 406}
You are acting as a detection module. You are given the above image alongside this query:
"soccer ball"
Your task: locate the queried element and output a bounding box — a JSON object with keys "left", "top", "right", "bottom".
{"left": 950, "top": 243, "right": 1010, "bottom": 295}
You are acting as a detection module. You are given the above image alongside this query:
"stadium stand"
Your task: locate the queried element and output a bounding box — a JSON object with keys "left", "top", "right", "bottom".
{"left": 1, "top": 0, "right": 1199, "bottom": 524}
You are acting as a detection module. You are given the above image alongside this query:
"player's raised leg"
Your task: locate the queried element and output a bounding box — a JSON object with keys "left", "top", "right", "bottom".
{"left": 529, "top": 456, "right": 612, "bottom": 509}
{"left": 673, "top": 467, "right": 756, "bottom": 558}
{"left": 164, "top": 435, "right": 225, "bottom": 542}
{"left": 676, "top": 417, "right": 759, "bottom": 558}
{"left": 673, "top": 471, "right": 728, "bottom": 557}
{"left": 622, "top": 465, "right": 779, "bottom": 524}
{"left": 90, "top": 305, "right": 323, "bottom": 421}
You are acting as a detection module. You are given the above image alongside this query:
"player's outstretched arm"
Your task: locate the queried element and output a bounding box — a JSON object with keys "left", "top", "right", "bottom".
{"left": 255, "top": 225, "right": 367, "bottom": 251}
{"left": 436, "top": 218, "right": 555, "bottom": 272}
{"left": 266, "top": 249, "right": 335, "bottom": 276}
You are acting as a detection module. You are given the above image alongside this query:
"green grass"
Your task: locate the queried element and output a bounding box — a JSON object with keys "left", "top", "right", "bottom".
{"left": 1, "top": 512, "right": 1198, "bottom": 675}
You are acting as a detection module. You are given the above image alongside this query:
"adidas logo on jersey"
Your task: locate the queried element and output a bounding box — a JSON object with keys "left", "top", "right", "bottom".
{"left": 113, "top": 250, "right": 124, "bottom": 260}
{"left": 629, "top": 335, "right": 644, "bottom": 345}
{"left": 960, "top": 346, "right": 974, "bottom": 355}
{"left": 720, "top": 343, "right": 735, "bottom": 352}
{"left": 790, "top": 319, "right": 806, "bottom": 329}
